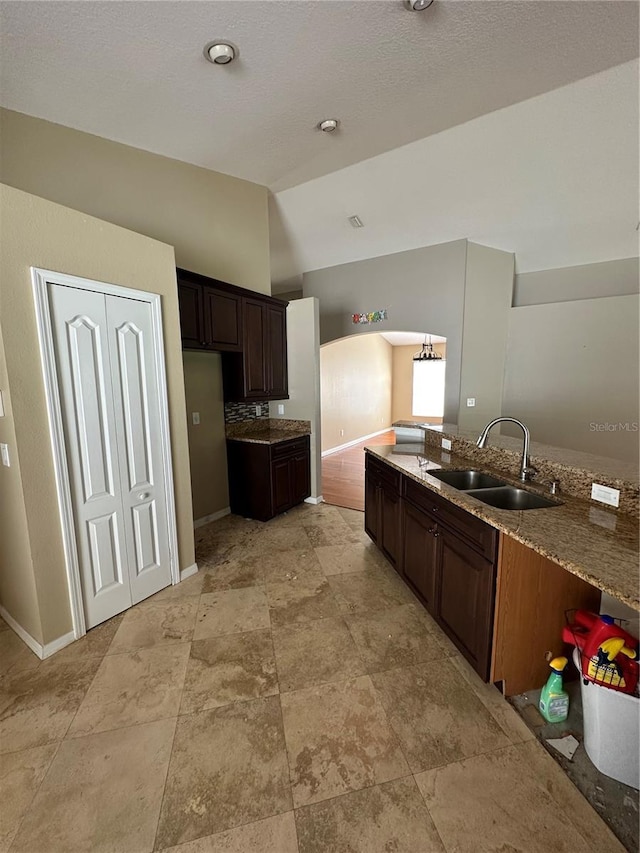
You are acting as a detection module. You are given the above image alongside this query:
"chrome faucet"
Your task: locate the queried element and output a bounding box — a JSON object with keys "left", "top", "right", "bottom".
{"left": 476, "top": 417, "right": 538, "bottom": 482}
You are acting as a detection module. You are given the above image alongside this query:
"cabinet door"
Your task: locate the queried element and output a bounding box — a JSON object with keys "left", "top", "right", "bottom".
{"left": 437, "top": 527, "right": 496, "bottom": 680}
{"left": 242, "top": 298, "right": 268, "bottom": 397}
{"left": 364, "top": 472, "right": 380, "bottom": 544}
{"left": 272, "top": 457, "right": 293, "bottom": 515}
{"left": 380, "top": 481, "right": 401, "bottom": 568}
{"left": 266, "top": 303, "right": 288, "bottom": 399}
{"left": 402, "top": 501, "right": 439, "bottom": 613}
{"left": 178, "top": 282, "right": 206, "bottom": 349}
{"left": 204, "top": 288, "right": 241, "bottom": 351}
{"left": 291, "top": 451, "right": 310, "bottom": 505}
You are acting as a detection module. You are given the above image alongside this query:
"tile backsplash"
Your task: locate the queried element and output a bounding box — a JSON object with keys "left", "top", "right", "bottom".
{"left": 224, "top": 401, "right": 271, "bottom": 424}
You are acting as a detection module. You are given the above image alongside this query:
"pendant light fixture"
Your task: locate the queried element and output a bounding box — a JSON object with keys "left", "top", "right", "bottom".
{"left": 413, "top": 335, "right": 443, "bottom": 362}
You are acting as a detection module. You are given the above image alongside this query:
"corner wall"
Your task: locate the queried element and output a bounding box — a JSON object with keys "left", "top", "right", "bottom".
{"left": 0, "top": 322, "right": 42, "bottom": 643}
{"left": 458, "top": 242, "right": 514, "bottom": 431}
{"left": 321, "top": 334, "right": 393, "bottom": 453}
{"left": 270, "top": 298, "right": 322, "bottom": 499}
{"left": 0, "top": 108, "right": 271, "bottom": 520}
{"left": 0, "top": 185, "right": 195, "bottom": 645}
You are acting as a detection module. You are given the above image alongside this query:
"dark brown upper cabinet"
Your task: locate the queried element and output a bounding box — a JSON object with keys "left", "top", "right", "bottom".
{"left": 222, "top": 296, "right": 289, "bottom": 402}
{"left": 176, "top": 267, "right": 288, "bottom": 402}
{"left": 177, "top": 268, "right": 241, "bottom": 352}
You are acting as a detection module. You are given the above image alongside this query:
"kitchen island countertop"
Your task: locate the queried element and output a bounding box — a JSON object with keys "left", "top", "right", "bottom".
{"left": 366, "top": 444, "right": 639, "bottom": 611}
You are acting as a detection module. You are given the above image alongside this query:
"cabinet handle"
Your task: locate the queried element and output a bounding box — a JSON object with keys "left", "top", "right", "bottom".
{"left": 429, "top": 527, "right": 440, "bottom": 537}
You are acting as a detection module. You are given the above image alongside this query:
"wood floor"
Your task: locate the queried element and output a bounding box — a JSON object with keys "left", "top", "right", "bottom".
{"left": 322, "top": 430, "right": 396, "bottom": 512}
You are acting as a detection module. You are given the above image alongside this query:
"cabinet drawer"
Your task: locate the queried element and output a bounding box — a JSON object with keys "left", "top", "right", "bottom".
{"left": 271, "top": 435, "right": 309, "bottom": 459}
{"left": 403, "top": 477, "right": 497, "bottom": 561}
{"left": 365, "top": 454, "right": 401, "bottom": 491}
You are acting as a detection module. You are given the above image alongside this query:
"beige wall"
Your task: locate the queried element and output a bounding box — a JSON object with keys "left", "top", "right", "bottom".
{"left": 270, "top": 298, "right": 322, "bottom": 498}
{"left": 502, "top": 294, "right": 639, "bottom": 465}
{"left": 391, "top": 343, "right": 446, "bottom": 424}
{"left": 458, "top": 242, "right": 515, "bottom": 431}
{"left": 321, "top": 334, "right": 393, "bottom": 453}
{"left": 0, "top": 109, "right": 270, "bottom": 292}
{"left": 0, "top": 322, "right": 43, "bottom": 642}
{"left": 0, "top": 184, "right": 195, "bottom": 645}
{"left": 0, "top": 108, "right": 271, "bottom": 520}
{"left": 182, "top": 352, "right": 229, "bottom": 521}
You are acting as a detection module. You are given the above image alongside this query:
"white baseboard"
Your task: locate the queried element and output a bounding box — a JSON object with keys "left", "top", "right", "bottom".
{"left": 304, "top": 495, "right": 324, "bottom": 505}
{"left": 180, "top": 563, "right": 199, "bottom": 581}
{"left": 194, "top": 507, "right": 231, "bottom": 529}
{"left": 0, "top": 605, "right": 43, "bottom": 658}
{"left": 42, "top": 631, "right": 76, "bottom": 659}
{"left": 322, "top": 428, "right": 392, "bottom": 458}
{"left": 0, "top": 604, "right": 76, "bottom": 660}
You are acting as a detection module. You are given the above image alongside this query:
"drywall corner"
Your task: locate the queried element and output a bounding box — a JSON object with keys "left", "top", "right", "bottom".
{"left": 269, "top": 297, "right": 322, "bottom": 498}
{"left": 458, "top": 242, "right": 514, "bottom": 431}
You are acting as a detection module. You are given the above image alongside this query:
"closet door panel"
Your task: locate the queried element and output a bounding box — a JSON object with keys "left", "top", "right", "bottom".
{"left": 106, "top": 295, "right": 172, "bottom": 603}
{"left": 48, "top": 285, "right": 132, "bottom": 627}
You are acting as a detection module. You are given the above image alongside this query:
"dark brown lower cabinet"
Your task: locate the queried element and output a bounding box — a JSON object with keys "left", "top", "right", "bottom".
{"left": 437, "top": 526, "right": 496, "bottom": 680}
{"left": 402, "top": 500, "right": 439, "bottom": 614}
{"left": 227, "top": 435, "right": 310, "bottom": 522}
{"left": 364, "top": 454, "right": 401, "bottom": 570}
{"left": 365, "top": 451, "right": 498, "bottom": 680}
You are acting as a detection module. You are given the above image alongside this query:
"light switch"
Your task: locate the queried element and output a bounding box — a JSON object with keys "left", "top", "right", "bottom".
{"left": 277, "top": 404, "right": 285, "bottom": 415}
{"left": 0, "top": 443, "right": 9, "bottom": 467}
{"left": 441, "top": 438, "right": 452, "bottom": 451}
{"left": 466, "top": 398, "right": 476, "bottom": 407}
{"left": 255, "top": 405, "right": 262, "bottom": 417}
{"left": 192, "top": 412, "right": 200, "bottom": 425}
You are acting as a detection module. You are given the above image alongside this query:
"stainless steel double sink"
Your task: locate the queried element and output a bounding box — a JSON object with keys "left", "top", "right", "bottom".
{"left": 428, "top": 469, "right": 562, "bottom": 510}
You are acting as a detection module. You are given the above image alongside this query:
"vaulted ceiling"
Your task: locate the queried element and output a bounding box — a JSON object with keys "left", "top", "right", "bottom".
{"left": 1, "top": 1, "right": 637, "bottom": 192}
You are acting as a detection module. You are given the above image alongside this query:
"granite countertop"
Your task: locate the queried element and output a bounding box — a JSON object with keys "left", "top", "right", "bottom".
{"left": 366, "top": 444, "right": 640, "bottom": 611}
{"left": 225, "top": 418, "right": 311, "bottom": 446}
{"left": 227, "top": 428, "right": 310, "bottom": 445}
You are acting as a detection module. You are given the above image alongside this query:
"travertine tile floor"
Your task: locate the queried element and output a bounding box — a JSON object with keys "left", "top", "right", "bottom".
{"left": 0, "top": 503, "right": 625, "bottom": 852}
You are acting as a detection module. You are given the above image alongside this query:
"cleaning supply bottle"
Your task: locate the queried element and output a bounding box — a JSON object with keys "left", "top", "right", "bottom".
{"left": 539, "top": 657, "right": 570, "bottom": 723}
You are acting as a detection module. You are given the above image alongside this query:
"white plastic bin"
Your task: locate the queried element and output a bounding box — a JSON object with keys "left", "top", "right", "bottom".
{"left": 573, "top": 649, "right": 639, "bottom": 789}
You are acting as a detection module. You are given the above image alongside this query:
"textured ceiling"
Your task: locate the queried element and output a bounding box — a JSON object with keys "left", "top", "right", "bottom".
{"left": 270, "top": 59, "right": 639, "bottom": 283}
{"left": 0, "top": 1, "right": 637, "bottom": 191}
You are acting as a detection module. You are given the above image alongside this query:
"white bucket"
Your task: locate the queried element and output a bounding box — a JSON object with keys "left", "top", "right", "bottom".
{"left": 573, "top": 648, "right": 639, "bottom": 789}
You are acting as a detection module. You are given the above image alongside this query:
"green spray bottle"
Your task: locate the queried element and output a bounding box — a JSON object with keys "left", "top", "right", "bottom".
{"left": 539, "top": 656, "right": 569, "bottom": 723}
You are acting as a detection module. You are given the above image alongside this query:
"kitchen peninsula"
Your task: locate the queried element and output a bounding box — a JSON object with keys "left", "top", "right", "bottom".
{"left": 365, "top": 425, "right": 638, "bottom": 696}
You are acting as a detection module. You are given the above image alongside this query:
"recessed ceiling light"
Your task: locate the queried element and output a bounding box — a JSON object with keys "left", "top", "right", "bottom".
{"left": 318, "top": 119, "right": 339, "bottom": 133}
{"left": 348, "top": 215, "right": 364, "bottom": 228}
{"left": 404, "top": 0, "right": 434, "bottom": 11}
{"left": 204, "top": 41, "right": 238, "bottom": 65}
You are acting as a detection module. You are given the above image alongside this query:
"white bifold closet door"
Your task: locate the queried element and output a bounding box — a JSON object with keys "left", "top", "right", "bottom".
{"left": 48, "top": 284, "right": 171, "bottom": 629}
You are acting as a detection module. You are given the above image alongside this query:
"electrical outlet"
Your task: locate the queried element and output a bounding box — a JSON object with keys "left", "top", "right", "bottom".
{"left": 0, "top": 443, "right": 9, "bottom": 467}
{"left": 255, "top": 405, "right": 262, "bottom": 417}
{"left": 441, "top": 438, "right": 452, "bottom": 451}
{"left": 340, "top": 429, "right": 344, "bottom": 437}
{"left": 466, "top": 398, "right": 476, "bottom": 407}
{"left": 191, "top": 412, "right": 200, "bottom": 425}
{"left": 0, "top": 390, "right": 4, "bottom": 417}
{"left": 590, "top": 483, "right": 620, "bottom": 508}
{"left": 277, "top": 404, "right": 285, "bottom": 415}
